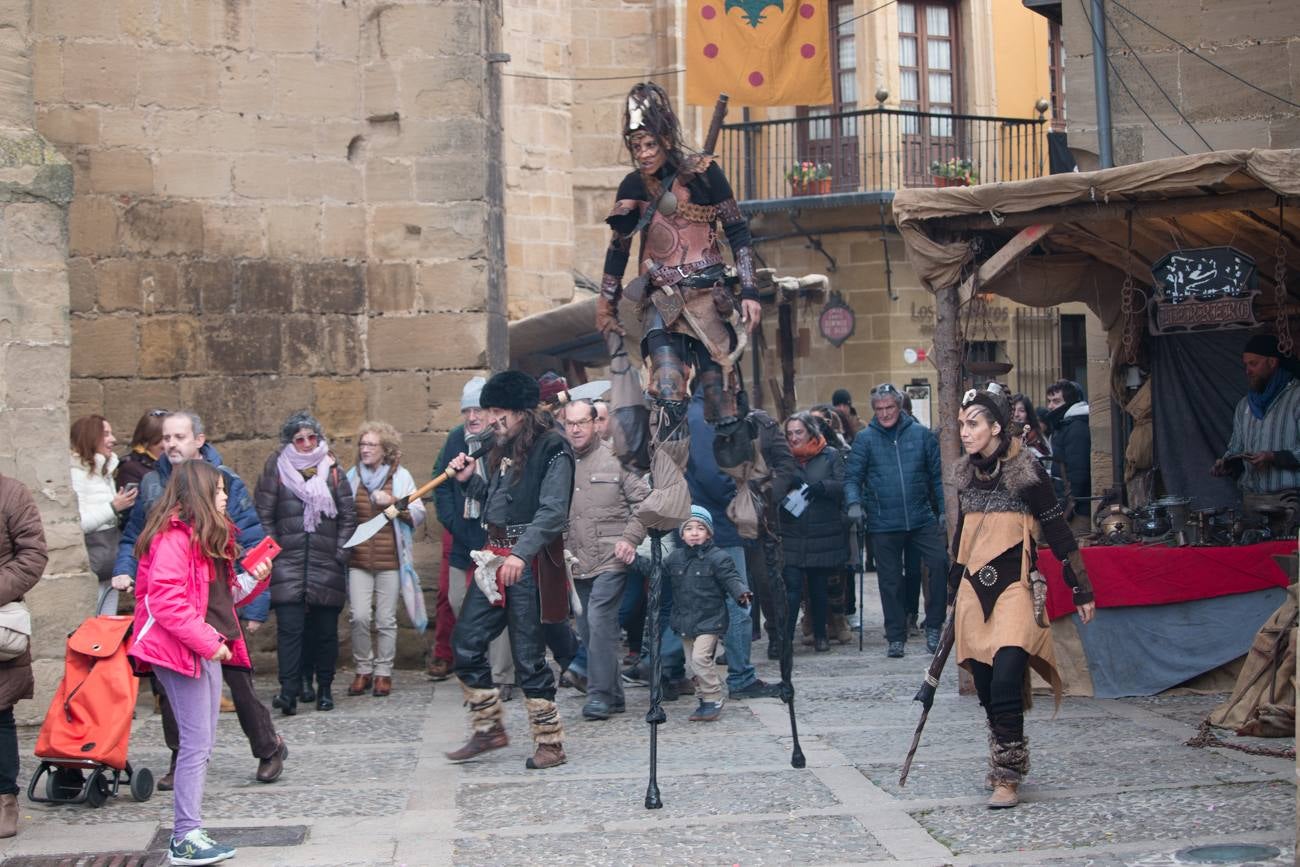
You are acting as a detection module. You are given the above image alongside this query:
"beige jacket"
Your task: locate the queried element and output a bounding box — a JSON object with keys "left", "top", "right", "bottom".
{"left": 567, "top": 440, "right": 649, "bottom": 579}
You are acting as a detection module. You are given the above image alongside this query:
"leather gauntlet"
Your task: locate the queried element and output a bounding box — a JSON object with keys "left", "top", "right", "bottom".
{"left": 1064, "top": 549, "right": 1094, "bottom": 606}
{"left": 596, "top": 288, "right": 624, "bottom": 336}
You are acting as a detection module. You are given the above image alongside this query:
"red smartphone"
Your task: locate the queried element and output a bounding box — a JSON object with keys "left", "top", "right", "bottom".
{"left": 241, "top": 537, "right": 281, "bottom": 575}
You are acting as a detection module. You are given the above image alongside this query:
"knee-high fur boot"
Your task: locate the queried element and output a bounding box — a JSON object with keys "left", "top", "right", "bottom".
{"left": 986, "top": 712, "right": 1029, "bottom": 808}
{"left": 445, "top": 685, "right": 508, "bottom": 762}
{"left": 525, "top": 697, "right": 567, "bottom": 769}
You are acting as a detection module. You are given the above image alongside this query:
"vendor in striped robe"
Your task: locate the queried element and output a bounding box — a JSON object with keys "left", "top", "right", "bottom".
{"left": 1214, "top": 334, "right": 1300, "bottom": 505}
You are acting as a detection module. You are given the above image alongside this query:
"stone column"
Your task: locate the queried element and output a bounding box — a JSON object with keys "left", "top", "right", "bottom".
{"left": 0, "top": 0, "right": 92, "bottom": 723}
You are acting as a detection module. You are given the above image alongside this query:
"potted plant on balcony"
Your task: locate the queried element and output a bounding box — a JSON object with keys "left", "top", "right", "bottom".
{"left": 930, "top": 158, "right": 978, "bottom": 187}
{"left": 785, "top": 161, "right": 832, "bottom": 196}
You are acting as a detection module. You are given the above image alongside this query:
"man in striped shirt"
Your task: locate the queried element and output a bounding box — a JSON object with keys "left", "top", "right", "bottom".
{"left": 1213, "top": 334, "right": 1300, "bottom": 496}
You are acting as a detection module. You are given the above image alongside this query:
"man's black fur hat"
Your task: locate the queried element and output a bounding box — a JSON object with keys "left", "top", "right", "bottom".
{"left": 479, "top": 370, "right": 539, "bottom": 411}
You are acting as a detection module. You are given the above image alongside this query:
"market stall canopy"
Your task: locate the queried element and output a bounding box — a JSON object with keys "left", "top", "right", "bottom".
{"left": 508, "top": 288, "right": 646, "bottom": 371}
{"left": 892, "top": 148, "right": 1300, "bottom": 331}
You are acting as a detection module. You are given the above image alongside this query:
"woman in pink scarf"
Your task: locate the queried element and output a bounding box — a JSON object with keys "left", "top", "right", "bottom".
{"left": 254, "top": 411, "right": 357, "bottom": 715}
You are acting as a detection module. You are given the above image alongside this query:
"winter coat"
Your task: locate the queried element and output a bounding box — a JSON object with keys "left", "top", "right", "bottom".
{"left": 1049, "top": 401, "right": 1091, "bottom": 518}
{"left": 843, "top": 413, "right": 944, "bottom": 533}
{"left": 255, "top": 450, "right": 357, "bottom": 610}
{"left": 346, "top": 464, "right": 427, "bottom": 629}
{"left": 750, "top": 409, "right": 797, "bottom": 507}
{"left": 70, "top": 452, "right": 120, "bottom": 533}
{"left": 0, "top": 475, "right": 45, "bottom": 710}
{"left": 780, "top": 445, "right": 847, "bottom": 569}
{"left": 114, "top": 449, "right": 157, "bottom": 493}
{"left": 114, "top": 443, "right": 271, "bottom": 623}
{"left": 665, "top": 540, "right": 748, "bottom": 637}
{"left": 685, "top": 396, "right": 744, "bottom": 549}
{"left": 433, "top": 425, "right": 487, "bottom": 570}
{"left": 128, "top": 517, "right": 268, "bottom": 677}
{"left": 566, "top": 440, "right": 648, "bottom": 579}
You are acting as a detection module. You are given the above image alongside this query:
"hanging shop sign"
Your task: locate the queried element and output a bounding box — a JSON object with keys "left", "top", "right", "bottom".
{"left": 818, "top": 291, "right": 856, "bottom": 347}
{"left": 1149, "top": 246, "right": 1259, "bottom": 335}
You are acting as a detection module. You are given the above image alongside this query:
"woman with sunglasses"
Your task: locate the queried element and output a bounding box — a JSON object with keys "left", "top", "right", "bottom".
{"left": 950, "top": 387, "right": 1095, "bottom": 809}
{"left": 254, "top": 411, "right": 356, "bottom": 715}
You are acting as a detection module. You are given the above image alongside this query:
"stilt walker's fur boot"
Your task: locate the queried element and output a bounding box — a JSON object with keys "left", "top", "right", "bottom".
{"left": 986, "top": 713, "right": 1029, "bottom": 809}
{"left": 524, "top": 697, "right": 567, "bottom": 769}
{"left": 445, "top": 685, "right": 508, "bottom": 762}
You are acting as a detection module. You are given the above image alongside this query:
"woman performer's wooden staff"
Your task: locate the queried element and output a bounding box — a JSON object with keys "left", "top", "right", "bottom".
{"left": 899, "top": 616, "right": 955, "bottom": 785}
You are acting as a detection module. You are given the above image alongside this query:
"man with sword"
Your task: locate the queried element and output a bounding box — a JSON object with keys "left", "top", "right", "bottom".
{"left": 443, "top": 371, "right": 576, "bottom": 770}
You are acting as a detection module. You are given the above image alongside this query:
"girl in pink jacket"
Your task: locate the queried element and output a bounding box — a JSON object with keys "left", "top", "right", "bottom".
{"left": 128, "top": 461, "right": 270, "bottom": 866}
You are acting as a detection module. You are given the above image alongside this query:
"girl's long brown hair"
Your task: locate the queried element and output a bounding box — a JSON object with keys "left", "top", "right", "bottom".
{"left": 135, "top": 461, "right": 240, "bottom": 566}
{"left": 70, "top": 415, "right": 110, "bottom": 475}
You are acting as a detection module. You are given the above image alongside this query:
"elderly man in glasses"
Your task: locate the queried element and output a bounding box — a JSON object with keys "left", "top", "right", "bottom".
{"left": 843, "top": 384, "right": 949, "bottom": 657}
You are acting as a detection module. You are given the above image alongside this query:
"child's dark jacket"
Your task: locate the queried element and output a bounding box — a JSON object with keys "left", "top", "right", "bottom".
{"left": 665, "top": 540, "right": 748, "bottom": 637}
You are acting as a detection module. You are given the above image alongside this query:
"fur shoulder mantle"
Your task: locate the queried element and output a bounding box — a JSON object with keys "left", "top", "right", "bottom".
{"left": 954, "top": 441, "right": 1041, "bottom": 493}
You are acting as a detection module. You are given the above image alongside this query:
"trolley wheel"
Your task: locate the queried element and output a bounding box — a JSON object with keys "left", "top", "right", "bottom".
{"left": 45, "top": 767, "right": 84, "bottom": 802}
{"left": 84, "top": 771, "right": 109, "bottom": 808}
{"left": 130, "top": 767, "right": 154, "bottom": 802}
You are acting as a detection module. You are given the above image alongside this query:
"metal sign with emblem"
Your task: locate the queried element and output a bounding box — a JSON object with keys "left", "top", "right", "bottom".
{"left": 1149, "top": 246, "right": 1259, "bottom": 335}
{"left": 817, "top": 290, "right": 856, "bottom": 347}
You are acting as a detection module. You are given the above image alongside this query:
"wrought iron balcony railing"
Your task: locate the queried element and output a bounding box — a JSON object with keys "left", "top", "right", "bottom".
{"left": 718, "top": 107, "right": 1047, "bottom": 206}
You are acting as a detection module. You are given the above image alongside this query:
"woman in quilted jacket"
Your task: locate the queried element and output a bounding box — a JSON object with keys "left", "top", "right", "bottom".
{"left": 129, "top": 461, "right": 270, "bottom": 866}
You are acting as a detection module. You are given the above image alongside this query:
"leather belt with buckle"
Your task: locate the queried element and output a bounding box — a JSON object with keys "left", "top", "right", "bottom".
{"left": 649, "top": 254, "right": 725, "bottom": 289}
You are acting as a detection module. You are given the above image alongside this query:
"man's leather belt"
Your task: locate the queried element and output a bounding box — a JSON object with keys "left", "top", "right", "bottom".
{"left": 648, "top": 254, "right": 725, "bottom": 289}
{"left": 486, "top": 523, "right": 526, "bottom": 548}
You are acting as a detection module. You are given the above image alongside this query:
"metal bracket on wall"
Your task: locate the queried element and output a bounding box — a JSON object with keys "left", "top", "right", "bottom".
{"left": 788, "top": 214, "right": 837, "bottom": 273}
{"left": 879, "top": 200, "right": 896, "bottom": 300}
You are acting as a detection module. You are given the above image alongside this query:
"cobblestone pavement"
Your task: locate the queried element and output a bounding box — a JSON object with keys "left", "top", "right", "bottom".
{"left": 0, "top": 575, "right": 1293, "bottom": 866}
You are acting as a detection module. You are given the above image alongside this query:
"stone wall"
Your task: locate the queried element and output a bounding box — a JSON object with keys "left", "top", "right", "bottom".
{"left": 36, "top": 0, "right": 501, "bottom": 500}
{"left": 1063, "top": 0, "right": 1300, "bottom": 165}
{"left": 0, "top": 0, "right": 95, "bottom": 724}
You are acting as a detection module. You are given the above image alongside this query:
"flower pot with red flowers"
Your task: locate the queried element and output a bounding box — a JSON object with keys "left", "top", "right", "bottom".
{"left": 785, "top": 161, "right": 833, "bottom": 196}
{"left": 930, "top": 158, "right": 978, "bottom": 187}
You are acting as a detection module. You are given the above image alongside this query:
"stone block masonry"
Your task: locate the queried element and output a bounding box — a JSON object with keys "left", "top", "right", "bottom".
{"left": 10, "top": 0, "right": 510, "bottom": 679}
{"left": 35, "top": 0, "right": 506, "bottom": 496}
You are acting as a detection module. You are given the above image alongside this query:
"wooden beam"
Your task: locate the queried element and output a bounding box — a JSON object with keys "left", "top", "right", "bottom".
{"left": 933, "top": 190, "right": 1297, "bottom": 232}
{"left": 959, "top": 223, "right": 1054, "bottom": 302}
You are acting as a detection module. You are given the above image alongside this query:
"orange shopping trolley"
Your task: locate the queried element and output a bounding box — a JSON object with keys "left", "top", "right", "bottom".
{"left": 26, "top": 613, "right": 154, "bottom": 807}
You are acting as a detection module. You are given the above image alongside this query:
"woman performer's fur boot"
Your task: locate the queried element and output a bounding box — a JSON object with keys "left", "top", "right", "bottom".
{"left": 525, "top": 697, "right": 567, "bottom": 770}
{"left": 445, "top": 685, "right": 508, "bottom": 762}
{"left": 986, "top": 713, "right": 1029, "bottom": 809}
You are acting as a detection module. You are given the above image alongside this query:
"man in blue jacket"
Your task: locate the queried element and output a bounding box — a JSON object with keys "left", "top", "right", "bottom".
{"left": 683, "top": 394, "right": 780, "bottom": 698}
{"left": 843, "top": 384, "right": 948, "bottom": 657}
{"left": 110, "top": 411, "right": 286, "bottom": 787}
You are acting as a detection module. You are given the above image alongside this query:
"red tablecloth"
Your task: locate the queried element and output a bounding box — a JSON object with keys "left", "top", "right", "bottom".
{"left": 1039, "top": 540, "right": 1293, "bottom": 621}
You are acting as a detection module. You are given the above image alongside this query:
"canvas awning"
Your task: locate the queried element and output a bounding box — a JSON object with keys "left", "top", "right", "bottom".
{"left": 891, "top": 149, "right": 1300, "bottom": 324}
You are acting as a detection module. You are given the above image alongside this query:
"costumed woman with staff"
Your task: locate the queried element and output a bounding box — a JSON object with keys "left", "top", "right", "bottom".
{"left": 949, "top": 386, "right": 1096, "bottom": 809}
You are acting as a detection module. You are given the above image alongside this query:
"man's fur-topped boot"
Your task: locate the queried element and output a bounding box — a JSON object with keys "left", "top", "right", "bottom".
{"left": 986, "top": 714, "right": 1029, "bottom": 809}
{"left": 445, "top": 685, "right": 508, "bottom": 762}
{"left": 524, "top": 697, "right": 567, "bottom": 770}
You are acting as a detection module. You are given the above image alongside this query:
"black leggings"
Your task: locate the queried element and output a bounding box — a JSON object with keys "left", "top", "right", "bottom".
{"left": 968, "top": 646, "right": 1029, "bottom": 739}
{"left": 0, "top": 708, "right": 16, "bottom": 796}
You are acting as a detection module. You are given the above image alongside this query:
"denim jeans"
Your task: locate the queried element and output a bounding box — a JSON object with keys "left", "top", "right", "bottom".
{"left": 869, "top": 521, "right": 948, "bottom": 643}
{"left": 720, "top": 545, "right": 756, "bottom": 691}
{"left": 637, "top": 558, "right": 684, "bottom": 681}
